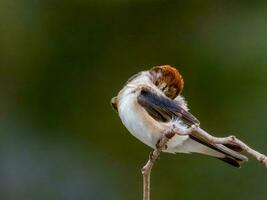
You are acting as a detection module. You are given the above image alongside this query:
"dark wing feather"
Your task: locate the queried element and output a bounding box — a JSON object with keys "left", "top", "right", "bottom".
{"left": 137, "top": 89, "right": 200, "bottom": 126}
{"left": 137, "top": 88, "right": 247, "bottom": 167}
{"left": 189, "top": 135, "right": 247, "bottom": 162}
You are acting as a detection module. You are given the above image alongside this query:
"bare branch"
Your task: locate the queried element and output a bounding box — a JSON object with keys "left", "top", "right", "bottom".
{"left": 141, "top": 133, "right": 174, "bottom": 200}
{"left": 141, "top": 126, "right": 267, "bottom": 200}
{"left": 188, "top": 126, "right": 267, "bottom": 168}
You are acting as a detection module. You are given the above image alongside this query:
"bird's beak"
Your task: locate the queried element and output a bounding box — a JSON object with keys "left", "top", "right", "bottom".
{"left": 111, "top": 96, "right": 118, "bottom": 112}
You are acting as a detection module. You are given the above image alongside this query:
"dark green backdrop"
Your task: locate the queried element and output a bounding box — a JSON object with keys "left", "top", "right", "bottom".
{"left": 1, "top": 0, "right": 267, "bottom": 199}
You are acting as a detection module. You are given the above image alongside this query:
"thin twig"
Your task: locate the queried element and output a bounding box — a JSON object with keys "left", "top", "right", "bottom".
{"left": 141, "top": 126, "right": 267, "bottom": 200}
{"left": 141, "top": 133, "right": 173, "bottom": 200}
{"left": 189, "top": 126, "right": 267, "bottom": 167}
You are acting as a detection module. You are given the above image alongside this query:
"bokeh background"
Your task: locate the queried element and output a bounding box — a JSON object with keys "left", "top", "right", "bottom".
{"left": 1, "top": 0, "right": 267, "bottom": 199}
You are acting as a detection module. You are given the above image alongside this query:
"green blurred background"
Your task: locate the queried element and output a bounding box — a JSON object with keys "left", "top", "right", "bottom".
{"left": 1, "top": 0, "right": 267, "bottom": 199}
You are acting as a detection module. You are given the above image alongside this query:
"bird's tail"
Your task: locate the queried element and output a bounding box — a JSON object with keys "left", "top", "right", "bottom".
{"left": 184, "top": 135, "right": 248, "bottom": 167}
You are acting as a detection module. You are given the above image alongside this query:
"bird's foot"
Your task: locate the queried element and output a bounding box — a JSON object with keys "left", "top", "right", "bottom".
{"left": 172, "top": 124, "right": 199, "bottom": 136}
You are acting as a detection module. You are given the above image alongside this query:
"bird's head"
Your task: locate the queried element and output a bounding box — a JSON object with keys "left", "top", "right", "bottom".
{"left": 149, "top": 65, "right": 184, "bottom": 99}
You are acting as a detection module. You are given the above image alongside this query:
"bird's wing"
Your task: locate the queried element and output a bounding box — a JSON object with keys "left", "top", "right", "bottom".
{"left": 137, "top": 88, "right": 247, "bottom": 167}
{"left": 137, "top": 88, "right": 199, "bottom": 126}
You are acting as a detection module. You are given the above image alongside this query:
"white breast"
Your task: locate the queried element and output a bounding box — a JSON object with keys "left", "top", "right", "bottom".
{"left": 118, "top": 88, "right": 189, "bottom": 152}
{"left": 118, "top": 91, "right": 160, "bottom": 148}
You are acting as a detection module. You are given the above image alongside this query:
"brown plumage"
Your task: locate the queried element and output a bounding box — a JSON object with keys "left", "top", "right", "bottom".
{"left": 149, "top": 65, "right": 184, "bottom": 99}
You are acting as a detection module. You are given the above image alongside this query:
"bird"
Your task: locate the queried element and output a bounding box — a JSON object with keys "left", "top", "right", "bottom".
{"left": 111, "top": 65, "right": 248, "bottom": 167}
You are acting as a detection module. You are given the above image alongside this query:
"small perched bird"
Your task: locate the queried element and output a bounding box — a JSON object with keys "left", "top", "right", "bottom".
{"left": 111, "top": 65, "right": 247, "bottom": 167}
